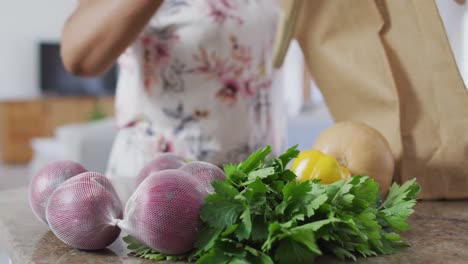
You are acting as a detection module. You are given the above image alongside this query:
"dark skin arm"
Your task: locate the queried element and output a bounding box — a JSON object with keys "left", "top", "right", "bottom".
{"left": 61, "top": 0, "right": 164, "bottom": 77}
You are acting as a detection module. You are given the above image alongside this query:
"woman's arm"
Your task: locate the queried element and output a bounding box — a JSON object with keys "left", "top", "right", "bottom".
{"left": 61, "top": 0, "right": 163, "bottom": 76}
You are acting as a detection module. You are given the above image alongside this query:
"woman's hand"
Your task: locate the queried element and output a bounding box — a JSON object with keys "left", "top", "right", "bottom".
{"left": 61, "top": 0, "right": 163, "bottom": 77}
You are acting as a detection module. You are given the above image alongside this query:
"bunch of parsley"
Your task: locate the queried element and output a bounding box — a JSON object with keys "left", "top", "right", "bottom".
{"left": 124, "top": 145, "right": 420, "bottom": 263}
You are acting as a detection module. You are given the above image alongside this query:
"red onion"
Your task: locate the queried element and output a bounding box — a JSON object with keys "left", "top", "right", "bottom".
{"left": 119, "top": 170, "right": 206, "bottom": 255}
{"left": 180, "top": 161, "right": 226, "bottom": 193}
{"left": 29, "top": 160, "right": 87, "bottom": 225}
{"left": 136, "top": 153, "right": 186, "bottom": 187}
{"left": 46, "top": 172, "right": 123, "bottom": 250}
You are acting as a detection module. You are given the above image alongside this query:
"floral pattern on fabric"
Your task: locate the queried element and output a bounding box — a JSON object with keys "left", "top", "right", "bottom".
{"left": 207, "top": 0, "right": 243, "bottom": 24}
{"left": 107, "top": 0, "right": 285, "bottom": 188}
{"left": 191, "top": 38, "right": 272, "bottom": 106}
{"left": 141, "top": 26, "right": 180, "bottom": 93}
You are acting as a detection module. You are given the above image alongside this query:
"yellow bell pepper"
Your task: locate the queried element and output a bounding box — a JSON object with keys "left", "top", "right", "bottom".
{"left": 291, "top": 150, "right": 351, "bottom": 184}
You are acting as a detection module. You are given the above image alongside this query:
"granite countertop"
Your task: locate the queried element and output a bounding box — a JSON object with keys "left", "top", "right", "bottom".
{"left": 1, "top": 187, "right": 468, "bottom": 264}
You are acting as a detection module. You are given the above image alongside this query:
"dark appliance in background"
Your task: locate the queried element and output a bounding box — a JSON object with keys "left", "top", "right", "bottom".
{"left": 39, "top": 42, "right": 118, "bottom": 97}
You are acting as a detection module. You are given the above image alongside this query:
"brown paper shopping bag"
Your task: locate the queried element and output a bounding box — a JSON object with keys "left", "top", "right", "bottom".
{"left": 274, "top": 0, "right": 468, "bottom": 199}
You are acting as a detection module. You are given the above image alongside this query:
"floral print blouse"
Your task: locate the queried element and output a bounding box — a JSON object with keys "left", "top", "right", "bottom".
{"left": 108, "top": 0, "right": 285, "bottom": 176}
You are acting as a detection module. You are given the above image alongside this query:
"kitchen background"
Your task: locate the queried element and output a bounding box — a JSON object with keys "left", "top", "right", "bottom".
{"left": 0, "top": 0, "right": 466, "bottom": 263}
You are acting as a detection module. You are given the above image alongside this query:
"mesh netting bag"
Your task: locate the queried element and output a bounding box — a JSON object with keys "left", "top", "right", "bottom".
{"left": 46, "top": 172, "right": 123, "bottom": 250}
{"left": 135, "top": 153, "right": 186, "bottom": 188}
{"left": 29, "top": 155, "right": 226, "bottom": 253}
{"left": 118, "top": 169, "right": 207, "bottom": 255}
{"left": 180, "top": 161, "right": 226, "bottom": 193}
{"left": 29, "top": 160, "right": 87, "bottom": 225}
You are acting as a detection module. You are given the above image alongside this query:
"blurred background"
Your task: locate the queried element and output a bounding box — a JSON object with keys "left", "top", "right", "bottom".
{"left": 0, "top": 0, "right": 466, "bottom": 188}
{"left": 0, "top": 1, "right": 466, "bottom": 261}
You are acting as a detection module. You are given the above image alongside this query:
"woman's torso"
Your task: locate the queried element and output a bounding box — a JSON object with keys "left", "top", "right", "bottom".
{"left": 113, "top": 0, "right": 286, "bottom": 166}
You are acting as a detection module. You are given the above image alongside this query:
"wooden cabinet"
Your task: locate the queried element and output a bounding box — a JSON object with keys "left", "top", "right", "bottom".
{"left": 0, "top": 97, "right": 114, "bottom": 164}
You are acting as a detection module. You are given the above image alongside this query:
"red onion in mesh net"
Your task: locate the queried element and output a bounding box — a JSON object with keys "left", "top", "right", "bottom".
{"left": 180, "top": 161, "right": 226, "bottom": 193}
{"left": 29, "top": 160, "right": 87, "bottom": 225}
{"left": 135, "top": 153, "right": 186, "bottom": 187}
{"left": 46, "top": 172, "right": 123, "bottom": 250}
{"left": 118, "top": 169, "right": 207, "bottom": 255}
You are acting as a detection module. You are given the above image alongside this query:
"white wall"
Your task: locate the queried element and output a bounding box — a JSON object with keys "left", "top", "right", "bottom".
{"left": 436, "top": 0, "right": 466, "bottom": 78}
{"left": 0, "top": 1, "right": 466, "bottom": 100}
{"left": 0, "top": 1, "right": 76, "bottom": 100}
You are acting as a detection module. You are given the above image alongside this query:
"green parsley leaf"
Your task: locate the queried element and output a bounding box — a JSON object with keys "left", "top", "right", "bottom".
{"left": 239, "top": 146, "right": 272, "bottom": 173}
{"left": 280, "top": 181, "right": 311, "bottom": 216}
{"left": 224, "top": 164, "right": 248, "bottom": 185}
{"left": 248, "top": 167, "right": 275, "bottom": 180}
{"left": 277, "top": 145, "right": 300, "bottom": 170}
{"left": 228, "top": 258, "right": 251, "bottom": 264}
{"left": 218, "top": 238, "right": 248, "bottom": 258}
{"left": 378, "top": 178, "right": 420, "bottom": 232}
{"left": 251, "top": 216, "right": 269, "bottom": 241}
{"left": 381, "top": 178, "right": 420, "bottom": 209}
{"left": 197, "top": 249, "right": 230, "bottom": 264}
{"left": 194, "top": 226, "right": 222, "bottom": 254}
{"left": 349, "top": 175, "right": 380, "bottom": 210}
{"left": 236, "top": 208, "right": 252, "bottom": 241}
{"left": 123, "top": 235, "right": 196, "bottom": 262}
{"left": 201, "top": 194, "right": 244, "bottom": 229}
{"left": 274, "top": 238, "right": 319, "bottom": 264}
{"left": 278, "top": 169, "right": 298, "bottom": 182}
{"left": 213, "top": 180, "right": 241, "bottom": 198}
{"left": 379, "top": 199, "right": 417, "bottom": 231}
{"left": 221, "top": 224, "right": 239, "bottom": 236}
{"left": 245, "top": 246, "right": 274, "bottom": 264}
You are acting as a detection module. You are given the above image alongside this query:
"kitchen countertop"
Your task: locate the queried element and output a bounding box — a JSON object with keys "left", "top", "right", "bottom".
{"left": 1, "top": 187, "right": 468, "bottom": 264}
